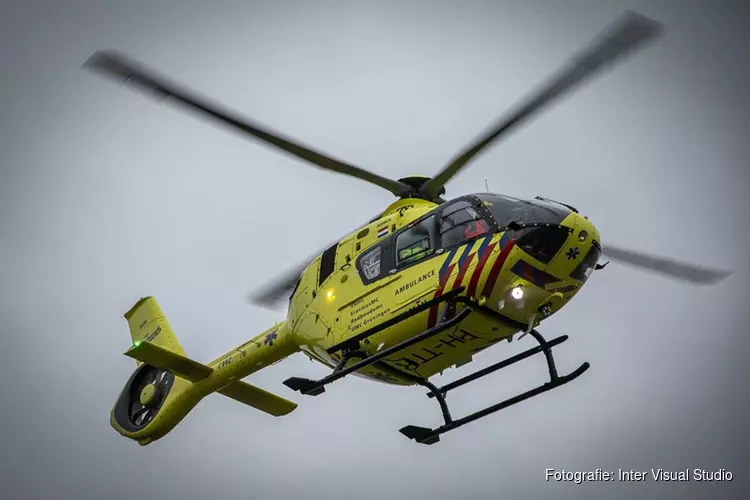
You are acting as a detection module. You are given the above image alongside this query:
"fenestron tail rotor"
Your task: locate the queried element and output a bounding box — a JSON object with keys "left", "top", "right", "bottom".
{"left": 113, "top": 363, "right": 175, "bottom": 432}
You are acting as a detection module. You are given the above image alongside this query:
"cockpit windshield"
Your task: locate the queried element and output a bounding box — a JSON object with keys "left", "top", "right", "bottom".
{"left": 475, "top": 194, "right": 570, "bottom": 228}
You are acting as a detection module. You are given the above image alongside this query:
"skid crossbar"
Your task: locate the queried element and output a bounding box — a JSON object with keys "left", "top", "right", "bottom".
{"left": 400, "top": 328, "right": 589, "bottom": 445}
{"left": 427, "top": 334, "right": 569, "bottom": 398}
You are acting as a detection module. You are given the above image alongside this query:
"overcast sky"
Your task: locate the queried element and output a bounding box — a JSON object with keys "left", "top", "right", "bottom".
{"left": 1, "top": 1, "right": 749, "bottom": 499}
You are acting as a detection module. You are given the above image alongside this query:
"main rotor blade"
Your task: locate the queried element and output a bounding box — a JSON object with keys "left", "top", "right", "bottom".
{"left": 601, "top": 245, "right": 732, "bottom": 285}
{"left": 247, "top": 264, "right": 308, "bottom": 309}
{"left": 248, "top": 236, "right": 346, "bottom": 309}
{"left": 419, "top": 11, "right": 663, "bottom": 200}
{"left": 83, "top": 51, "right": 411, "bottom": 198}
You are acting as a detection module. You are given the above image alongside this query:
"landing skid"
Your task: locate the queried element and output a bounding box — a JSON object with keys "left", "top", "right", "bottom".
{"left": 401, "top": 330, "right": 589, "bottom": 444}
{"left": 283, "top": 289, "right": 590, "bottom": 445}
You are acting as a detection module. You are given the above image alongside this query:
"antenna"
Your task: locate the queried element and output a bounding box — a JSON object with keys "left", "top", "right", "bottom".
{"left": 484, "top": 179, "right": 489, "bottom": 192}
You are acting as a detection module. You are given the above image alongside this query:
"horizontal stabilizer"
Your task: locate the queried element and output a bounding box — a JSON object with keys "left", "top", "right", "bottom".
{"left": 218, "top": 381, "right": 298, "bottom": 417}
{"left": 125, "top": 341, "right": 213, "bottom": 382}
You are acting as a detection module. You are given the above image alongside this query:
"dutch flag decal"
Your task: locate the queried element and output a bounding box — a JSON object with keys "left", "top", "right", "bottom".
{"left": 377, "top": 227, "right": 389, "bottom": 238}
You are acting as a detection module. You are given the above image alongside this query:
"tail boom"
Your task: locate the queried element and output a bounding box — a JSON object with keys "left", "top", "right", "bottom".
{"left": 111, "top": 297, "right": 299, "bottom": 445}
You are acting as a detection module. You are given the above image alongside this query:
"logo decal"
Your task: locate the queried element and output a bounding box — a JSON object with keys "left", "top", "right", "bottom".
{"left": 144, "top": 326, "right": 161, "bottom": 342}
{"left": 264, "top": 330, "right": 278, "bottom": 347}
{"left": 397, "top": 204, "right": 414, "bottom": 217}
{"left": 566, "top": 247, "right": 580, "bottom": 260}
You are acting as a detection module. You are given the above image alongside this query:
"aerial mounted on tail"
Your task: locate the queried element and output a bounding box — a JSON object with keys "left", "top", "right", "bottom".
{"left": 86, "top": 11, "right": 731, "bottom": 446}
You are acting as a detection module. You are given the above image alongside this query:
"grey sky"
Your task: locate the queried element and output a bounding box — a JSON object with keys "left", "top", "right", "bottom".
{"left": 1, "top": 1, "right": 748, "bottom": 499}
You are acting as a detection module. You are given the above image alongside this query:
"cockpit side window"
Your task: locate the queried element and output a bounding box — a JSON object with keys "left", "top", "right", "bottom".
{"left": 439, "top": 200, "right": 489, "bottom": 249}
{"left": 359, "top": 245, "right": 383, "bottom": 282}
{"left": 396, "top": 215, "right": 436, "bottom": 267}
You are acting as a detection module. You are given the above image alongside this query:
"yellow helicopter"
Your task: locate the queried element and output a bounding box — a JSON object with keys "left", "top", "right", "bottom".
{"left": 86, "top": 11, "right": 731, "bottom": 446}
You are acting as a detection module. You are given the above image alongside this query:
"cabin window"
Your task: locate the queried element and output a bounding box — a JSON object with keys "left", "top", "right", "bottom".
{"left": 319, "top": 243, "right": 338, "bottom": 286}
{"left": 288, "top": 276, "right": 302, "bottom": 311}
{"left": 289, "top": 276, "right": 302, "bottom": 299}
{"left": 396, "top": 215, "right": 436, "bottom": 266}
{"left": 439, "top": 200, "right": 489, "bottom": 249}
{"left": 360, "top": 246, "right": 383, "bottom": 281}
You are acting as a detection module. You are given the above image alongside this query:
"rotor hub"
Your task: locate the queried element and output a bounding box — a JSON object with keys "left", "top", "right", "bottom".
{"left": 140, "top": 384, "right": 157, "bottom": 406}
{"left": 396, "top": 176, "right": 445, "bottom": 200}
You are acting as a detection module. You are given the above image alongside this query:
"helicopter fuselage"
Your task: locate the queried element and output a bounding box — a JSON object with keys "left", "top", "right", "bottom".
{"left": 287, "top": 194, "right": 601, "bottom": 385}
{"left": 93, "top": 13, "right": 731, "bottom": 447}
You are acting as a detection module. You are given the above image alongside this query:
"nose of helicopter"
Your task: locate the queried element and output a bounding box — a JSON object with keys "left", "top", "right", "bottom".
{"left": 484, "top": 209, "right": 601, "bottom": 327}
{"left": 496, "top": 211, "right": 601, "bottom": 324}
{"left": 542, "top": 213, "right": 601, "bottom": 285}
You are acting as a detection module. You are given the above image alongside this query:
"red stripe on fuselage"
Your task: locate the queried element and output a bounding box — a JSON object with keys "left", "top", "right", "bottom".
{"left": 451, "top": 252, "right": 476, "bottom": 291}
{"left": 467, "top": 241, "right": 498, "bottom": 297}
{"left": 481, "top": 239, "right": 516, "bottom": 298}
{"left": 427, "top": 263, "right": 456, "bottom": 328}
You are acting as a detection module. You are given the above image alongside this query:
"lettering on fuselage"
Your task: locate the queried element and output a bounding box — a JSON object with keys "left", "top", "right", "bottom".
{"left": 394, "top": 270, "right": 436, "bottom": 296}
{"left": 397, "top": 205, "right": 414, "bottom": 217}
{"left": 389, "top": 329, "right": 480, "bottom": 371}
{"left": 144, "top": 326, "right": 161, "bottom": 342}
{"left": 350, "top": 297, "right": 380, "bottom": 318}
{"left": 349, "top": 296, "right": 391, "bottom": 333}
{"left": 546, "top": 284, "right": 578, "bottom": 294}
{"left": 369, "top": 371, "right": 403, "bottom": 384}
